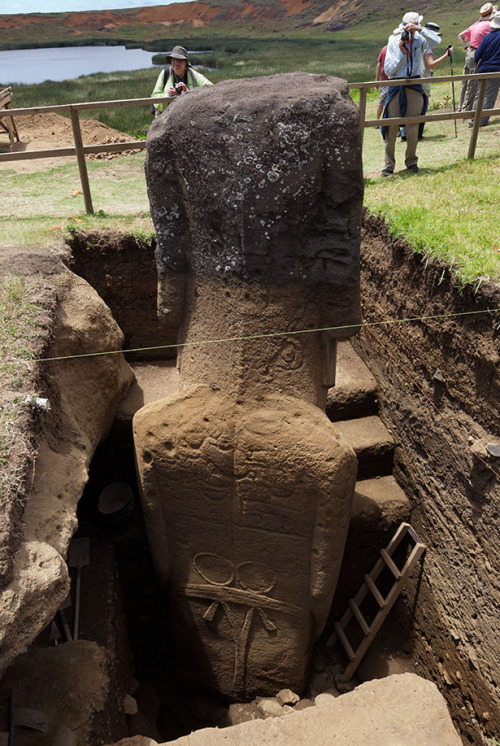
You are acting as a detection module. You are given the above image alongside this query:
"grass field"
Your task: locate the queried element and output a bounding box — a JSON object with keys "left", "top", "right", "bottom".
{"left": 1, "top": 28, "right": 499, "bottom": 286}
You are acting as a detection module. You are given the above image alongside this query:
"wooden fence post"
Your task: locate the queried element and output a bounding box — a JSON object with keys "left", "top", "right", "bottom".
{"left": 70, "top": 106, "right": 94, "bottom": 214}
{"left": 0, "top": 87, "right": 20, "bottom": 151}
{"left": 358, "top": 86, "right": 367, "bottom": 147}
{"left": 467, "top": 77, "right": 488, "bottom": 161}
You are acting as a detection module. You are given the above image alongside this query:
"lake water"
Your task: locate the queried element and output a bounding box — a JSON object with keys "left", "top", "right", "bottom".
{"left": 0, "top": 45, "right": 162, "bottom": 86}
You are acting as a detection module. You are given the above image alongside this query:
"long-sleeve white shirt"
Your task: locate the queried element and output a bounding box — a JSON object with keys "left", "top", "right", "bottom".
{"left": 384, "top": 27, "right": 441, "bottom": 78}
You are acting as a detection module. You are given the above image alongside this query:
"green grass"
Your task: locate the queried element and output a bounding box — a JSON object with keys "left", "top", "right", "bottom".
{"left": 361, "top": 82, "right": 500, "bottom": 285}
{"left": 0, "top": 152, "right": 153, "bottom": 247}
{"left": 0, "top": 274, "right": 45, "bottom": 494}
{"left": 0, "top": 275, "right": 39, "bottom": 386}
{"left": 365, "top": 157, "right": 500, "bottom": 285}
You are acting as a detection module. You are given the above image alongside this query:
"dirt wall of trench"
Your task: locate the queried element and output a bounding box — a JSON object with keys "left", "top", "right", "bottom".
{"left": 356, "top": 213, "right": 500, "bottom": 746}
{"left": 58, "top": 224, "right": 500, "bottom": 744}
{"left": 66, "top": 231, "right": 176, "bottom": 361}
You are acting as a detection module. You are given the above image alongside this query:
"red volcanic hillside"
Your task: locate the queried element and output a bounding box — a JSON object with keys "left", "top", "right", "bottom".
{"left": 0, "top": 0, "right": 464, "bottom": 47}
{"left": 0, "top": 0, "right": 361, "bottom": 45}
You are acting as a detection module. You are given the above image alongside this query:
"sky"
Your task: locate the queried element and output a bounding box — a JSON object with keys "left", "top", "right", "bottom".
{"left": 0, "top": 0, "right": 191, "bottom": 13}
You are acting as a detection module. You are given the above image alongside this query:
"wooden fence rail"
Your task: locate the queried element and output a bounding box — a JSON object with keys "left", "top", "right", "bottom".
{"left": 347, "top": 71, "right": 500, "bottom": 161}
{"left": 0, "top": 71, "right": 498, "bottom": 214}
{"left": 0, "top": 95, "right": 171, "bottom": 214}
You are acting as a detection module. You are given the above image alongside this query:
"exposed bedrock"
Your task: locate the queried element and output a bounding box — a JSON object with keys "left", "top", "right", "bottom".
{"left": 146, "top": 673, "right": 462, "bottom": 746}
{"left": 134, "top": 73, "right": 363, "bottom": 698}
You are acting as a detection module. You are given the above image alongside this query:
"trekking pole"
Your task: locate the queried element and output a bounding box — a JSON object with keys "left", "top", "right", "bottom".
{"left": 448, "top": 45, "right": 458, "bottom": 138}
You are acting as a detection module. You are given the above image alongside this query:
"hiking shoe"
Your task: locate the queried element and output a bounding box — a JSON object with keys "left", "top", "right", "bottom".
{"left": 401, "top": 135, "right": 407, "bottom": 141}
{"left": 407, "top": 164, "right": 419, "bottom": 174}
{"left": 382, "top": 167, "right": 393, "bottom": 177}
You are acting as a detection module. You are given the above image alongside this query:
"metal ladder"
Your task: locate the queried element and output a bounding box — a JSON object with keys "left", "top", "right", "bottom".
{"left": 327, "top": 521, "right": 426, "bottom": 682}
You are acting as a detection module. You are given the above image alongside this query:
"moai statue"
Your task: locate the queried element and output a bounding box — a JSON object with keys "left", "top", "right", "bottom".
{"left": 134, "top": 73, "right": 363, "bottom": 699}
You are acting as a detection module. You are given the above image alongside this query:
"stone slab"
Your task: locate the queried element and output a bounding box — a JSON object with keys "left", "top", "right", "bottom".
{"left": 352, "top": 475, "right": 411, "bottom": 524}
{"left": 334, "top": 415, "right": 394, "bottom": 456}
{"left": 327, "top": 341, "right": 378, "bottom": 421}
{"left": 156, "top": 673, "right": 462, "bottom": 746}
{"left": 117, "top": 361, "right": 179, "bottom": 419}
{"left": 334, "top": 415, "right": 394, "bottom": 478}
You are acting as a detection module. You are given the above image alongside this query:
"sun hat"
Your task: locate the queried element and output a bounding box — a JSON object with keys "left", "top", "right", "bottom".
{"left": 425, "top": 21, "right": 441, "bottom": 34}
{"left": 165, "top": 46, "right": 190, "bottom": 64}
{"left": 490, "top": 10, "right": 500, "bottom": 27}
{"left": 480, "top": 3, "right": 496, "bottom": 17}
{"left": 392, "top": 11, "right": 423, "bottom": 36}
{"left": 393, "top": 12, "right": 423, "bottom": 34}
{"left": 402, "top": 12, "right": 424, "bottom": 24}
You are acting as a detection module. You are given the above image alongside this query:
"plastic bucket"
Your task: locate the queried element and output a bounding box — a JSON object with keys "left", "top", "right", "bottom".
{"left": 97, "top": 481, "right": 134, "bottom": 524}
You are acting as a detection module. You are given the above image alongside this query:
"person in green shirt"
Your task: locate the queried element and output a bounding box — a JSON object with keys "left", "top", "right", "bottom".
{"left": 151, "top": 45, "right": 213, "bottom": 116}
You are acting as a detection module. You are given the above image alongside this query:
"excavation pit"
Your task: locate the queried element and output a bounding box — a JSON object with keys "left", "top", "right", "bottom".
{"left": 0, "top": 222, "right": 498, "bottom": 746}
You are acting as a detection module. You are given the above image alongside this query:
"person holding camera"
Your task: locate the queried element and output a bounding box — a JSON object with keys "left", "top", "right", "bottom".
{"left": 398, "top": 22, "right": 451, "bottom": 140}
{"left": 381, "top": 12, "right": 440, "bottom": 176}
{"left": 151, "top": 45, "right": 213, "bottom": 117}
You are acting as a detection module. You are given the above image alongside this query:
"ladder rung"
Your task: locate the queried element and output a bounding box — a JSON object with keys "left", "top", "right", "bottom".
{"left": 380, "top": 548, "right": 402, "bottom": 579}
{"left": 334, "top": 622, "right": 356, "bottom": 661}
{"left": 364, "top": 574, "right": 386, "bottom": 607}
{"left": 348, "top": 599, "right": 370, "bottom": 634}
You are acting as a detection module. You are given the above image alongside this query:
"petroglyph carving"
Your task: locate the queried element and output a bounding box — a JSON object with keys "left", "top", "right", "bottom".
{"left": 183, "top": 554, "right": 289, "bottom": 690}
{"left": 135, "top": 73, "right": 363, "bottom": 698}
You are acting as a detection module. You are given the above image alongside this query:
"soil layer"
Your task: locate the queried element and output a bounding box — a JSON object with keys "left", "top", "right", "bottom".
{"left": 356, "top": 212, "right": 500, "bottom": 745}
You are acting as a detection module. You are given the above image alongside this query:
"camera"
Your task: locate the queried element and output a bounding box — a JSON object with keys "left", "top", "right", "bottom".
{"left": 175, "top": 82, "right": 184, "bottom": 95}
{"left": 401, "top": 28, "right": 411, "bottom": 41}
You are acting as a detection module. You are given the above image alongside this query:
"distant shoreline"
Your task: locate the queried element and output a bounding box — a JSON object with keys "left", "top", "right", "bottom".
{"left": 0, "top": 39, "right": 156, "bottom": 53}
